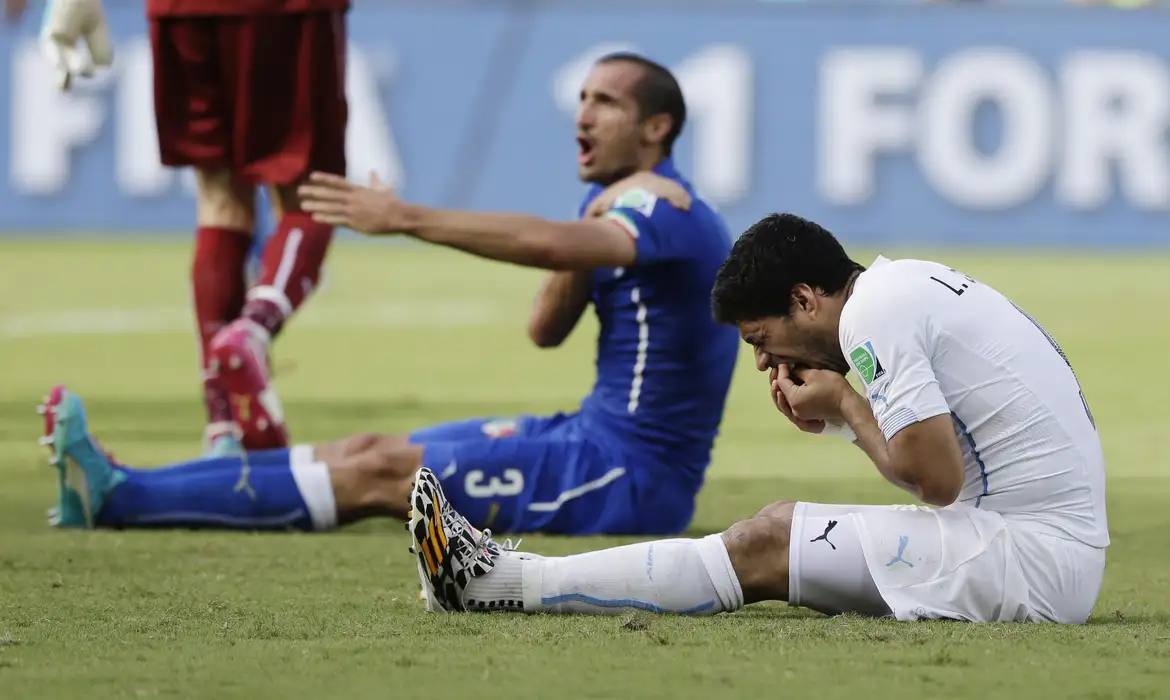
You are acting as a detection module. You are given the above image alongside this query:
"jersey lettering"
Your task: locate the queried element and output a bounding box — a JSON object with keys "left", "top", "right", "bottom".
{"left": 464, "top": 469, "right": 526, "bottom": 498}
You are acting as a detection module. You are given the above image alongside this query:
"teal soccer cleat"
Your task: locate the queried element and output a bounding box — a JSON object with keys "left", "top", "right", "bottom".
{"left": 38, "top": 385, "right": 125, "bottom": 529}
{"left": 203, "top": 431, "right": 245, "bottom": 459}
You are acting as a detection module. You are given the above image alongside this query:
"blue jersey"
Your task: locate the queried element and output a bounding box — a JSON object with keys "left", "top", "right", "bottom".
{"left": 575, "top": 158, "right": 739, "bottom": 491}
{"left": 409, "top": 159, "right": 739, "bottom": 535}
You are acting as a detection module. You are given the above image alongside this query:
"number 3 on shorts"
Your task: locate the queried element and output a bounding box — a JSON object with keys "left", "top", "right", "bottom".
{"left": 464, "top": 469, "right": 526, "bottom": 498}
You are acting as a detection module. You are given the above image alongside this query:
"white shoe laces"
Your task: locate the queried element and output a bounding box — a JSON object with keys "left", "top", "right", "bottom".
{"left": 470, "top": 527, "right": 522, "bottom": 555}
{"left": 496, "top": 534, "right": 523, "bottom": 552}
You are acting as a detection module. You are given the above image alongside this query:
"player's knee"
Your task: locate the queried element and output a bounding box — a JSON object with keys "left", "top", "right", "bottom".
{"left": 722, "top": 515, "right": 792, "bottom": 604}
{"left": 196, "top": 168, "right": 255, "bottom": 229}
{"left": 754, "top": 499, "right": 797, "bottom": 521}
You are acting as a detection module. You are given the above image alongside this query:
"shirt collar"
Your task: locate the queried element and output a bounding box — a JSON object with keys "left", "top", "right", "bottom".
{"left": 652, "top": 157, "right": 678, "bottom": 179}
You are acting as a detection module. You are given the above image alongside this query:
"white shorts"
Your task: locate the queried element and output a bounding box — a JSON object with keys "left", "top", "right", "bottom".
{"left": 788, "top": 502, "right": 1106, "bottom": 623}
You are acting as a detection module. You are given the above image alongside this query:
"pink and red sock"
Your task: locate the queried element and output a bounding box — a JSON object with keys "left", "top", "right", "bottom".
{"left": 241, "top": 212, "right": 333, "bottom": 337}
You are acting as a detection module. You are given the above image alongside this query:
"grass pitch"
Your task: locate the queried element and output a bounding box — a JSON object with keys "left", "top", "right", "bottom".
{"left": 1, "top": 239, "right": 1168, "bottom": 699}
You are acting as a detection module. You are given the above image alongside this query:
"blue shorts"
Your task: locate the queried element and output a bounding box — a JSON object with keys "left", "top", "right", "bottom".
{"left": 409, "top": 413, "right": 690, "bottom": 535}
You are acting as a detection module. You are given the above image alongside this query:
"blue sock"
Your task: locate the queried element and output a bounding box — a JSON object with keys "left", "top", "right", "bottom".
{"left": 97, "top": 453, "right": 333, "bottom": 531}
{"left": 132, "top": 449, "right": 294, "bottom": 477}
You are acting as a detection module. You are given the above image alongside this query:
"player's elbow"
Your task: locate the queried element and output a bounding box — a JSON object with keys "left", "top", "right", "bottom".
{"left": 515, "top": 227, "right": 573, "bottom": 269}
{"left": 527, "top": 322, "right": 566, "bottom": 349}
{"left": 903, "top": 465, "right": 963, "bottom": 507}
{"left": 919, "top": 479, "right": 962, "bottom": 508}
{"left": 538, "top": 224, "right": 628, "bottom": 270}
{"left": 538, "top": 242, "right": 581, "bottom": 271}
{"left": 887, "top": 418, "right": 966, "bottom": 507}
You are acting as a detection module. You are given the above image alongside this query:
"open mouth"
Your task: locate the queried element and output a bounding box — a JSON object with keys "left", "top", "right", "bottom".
{"left": 577, "top": 136, "right": 595, "bottom": 166}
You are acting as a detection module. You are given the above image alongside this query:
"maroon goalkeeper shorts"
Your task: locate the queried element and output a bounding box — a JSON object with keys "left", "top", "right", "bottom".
{"left": 149, "top": 11, "right": 348, "bottom": 185}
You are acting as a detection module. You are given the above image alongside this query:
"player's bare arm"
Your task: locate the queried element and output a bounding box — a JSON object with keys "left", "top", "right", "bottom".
{"left": 777, "top": 365, "right": 962, "bottom": 506}
{"left": 528, "top": 271, "right": 593, "bottom": 348}
{"left": 299, "top": 172, "right": 638, "bottom": 270}
{"left": 403, "top": 207, "right": 637, "bottom": 270}
{"left": 840, "top": 392, "right": 963, "bottom": 506}
{"left": 584, "top": 171, "right": 692, "bottom": 218}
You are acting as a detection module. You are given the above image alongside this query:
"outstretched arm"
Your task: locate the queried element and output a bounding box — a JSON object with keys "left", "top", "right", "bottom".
{"left": 298, "top": 173, "right": 637, "bottom": 270}
{"left": 404, "top": 207, "right": 636, "bottom": 270}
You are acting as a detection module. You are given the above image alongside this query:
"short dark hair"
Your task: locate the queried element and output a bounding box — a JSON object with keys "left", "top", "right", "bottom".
{"left": 597, "top": 52, "right": 686, "bottom": 157}
{"left": 711, "top": 213, "right": 865, "bottom": 324}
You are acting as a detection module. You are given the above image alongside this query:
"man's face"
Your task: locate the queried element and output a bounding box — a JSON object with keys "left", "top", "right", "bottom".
{"left": 575, "top": 62, "right": 646, "bottom": 184}
{"left": 737, "top": 295, "right": 850, "bottom": 376}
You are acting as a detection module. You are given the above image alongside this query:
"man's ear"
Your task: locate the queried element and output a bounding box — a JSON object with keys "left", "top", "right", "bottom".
{"left": 641, "top": 113, "right": 673, "bottom": 148}
{"left": 791, "top": 284, "right": 815, "bottom": 314}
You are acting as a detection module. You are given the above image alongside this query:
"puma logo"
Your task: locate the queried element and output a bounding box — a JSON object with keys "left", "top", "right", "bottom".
{"left": 810, "top": 520, "right": 838, "bottom": 550}
{"left": 233, "top": 462, "right": 257, "bottom": 502}
{"left": 886, "top": 535, "right": 914, "bottom": 567}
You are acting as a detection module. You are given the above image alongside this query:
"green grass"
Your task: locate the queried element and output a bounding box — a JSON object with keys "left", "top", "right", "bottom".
{"left": 0, "top": 239, "right": 1168, "bottom": 699}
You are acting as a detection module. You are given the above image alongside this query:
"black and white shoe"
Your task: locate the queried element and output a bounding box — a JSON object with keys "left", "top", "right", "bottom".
{"left": 408, "top": 467, "right": 503, "bottom": 612}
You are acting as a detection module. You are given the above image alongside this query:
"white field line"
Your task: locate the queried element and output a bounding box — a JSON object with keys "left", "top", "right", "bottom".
{"left": 0, "top": 300, "right": 503, "bottom": 339}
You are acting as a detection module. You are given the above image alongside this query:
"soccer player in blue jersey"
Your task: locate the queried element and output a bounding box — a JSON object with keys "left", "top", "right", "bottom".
{"left": 40, "top": 53, "right": 741, "bottom": 537}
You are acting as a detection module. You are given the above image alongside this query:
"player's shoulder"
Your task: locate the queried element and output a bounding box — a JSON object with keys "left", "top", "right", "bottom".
{"left": 611, "top": 186, "right": 667, "bottom": 218}
{"left": 577, "top": 182, "right": 685, "bottom": 218}
{"left": 850, "top": 256, "right": 956, "bottom": 303}
{"left": 608, "top": 180, "right": 707, "bottom": 225}
{"left": 841, "top": 257, "right": 945, "bottom": 334}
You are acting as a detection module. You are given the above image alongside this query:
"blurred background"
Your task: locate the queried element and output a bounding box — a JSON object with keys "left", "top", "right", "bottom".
{"left": 0, "top": 0, "right": 1167, "bottom": 245}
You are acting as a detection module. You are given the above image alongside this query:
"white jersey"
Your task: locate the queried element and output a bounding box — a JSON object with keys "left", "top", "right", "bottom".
{"left": 838, "top": 256, "right": 1108, "bottom": 548}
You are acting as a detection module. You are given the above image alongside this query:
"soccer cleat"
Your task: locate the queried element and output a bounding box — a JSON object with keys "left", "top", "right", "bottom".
{"left": 208, "top": 320, "right": 289, "bottom": 451}
{"left": 39, "top": 385, "right": 125, "bottom": 528}
{"left": 409, "top": 468, "right": 502, "bottom": 612}
{"left": 204, "top": 433, "right": 245, "bottom": 458}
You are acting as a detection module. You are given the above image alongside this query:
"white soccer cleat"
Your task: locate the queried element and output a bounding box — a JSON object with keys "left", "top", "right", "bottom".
{"left": 407, "top": 468, "right": 504, "bottom": 613}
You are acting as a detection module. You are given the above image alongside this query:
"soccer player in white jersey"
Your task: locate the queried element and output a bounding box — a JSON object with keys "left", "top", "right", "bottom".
{"left": 405, "top": 212, "right": 1109, "bottom": 624}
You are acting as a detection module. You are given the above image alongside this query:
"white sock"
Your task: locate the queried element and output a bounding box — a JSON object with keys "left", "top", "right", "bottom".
{"left": 465, "top": 535, "right": 744, "bottom": 616}
{"left": 462, "top": 550, "right": 539, "bottom": 612}
{"left": 288, "top": 444, "right": 337, "bottom": 531}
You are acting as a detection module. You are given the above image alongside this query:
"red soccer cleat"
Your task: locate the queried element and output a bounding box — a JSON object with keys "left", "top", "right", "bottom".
{"left": 207, "top": 320, "right": 289, "bottom": 450}
{"left": 38, "top": 384, "right": 117, "bottom": 464}
{"left": 39, "top": 384, "right": 67, "bottom": 445}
